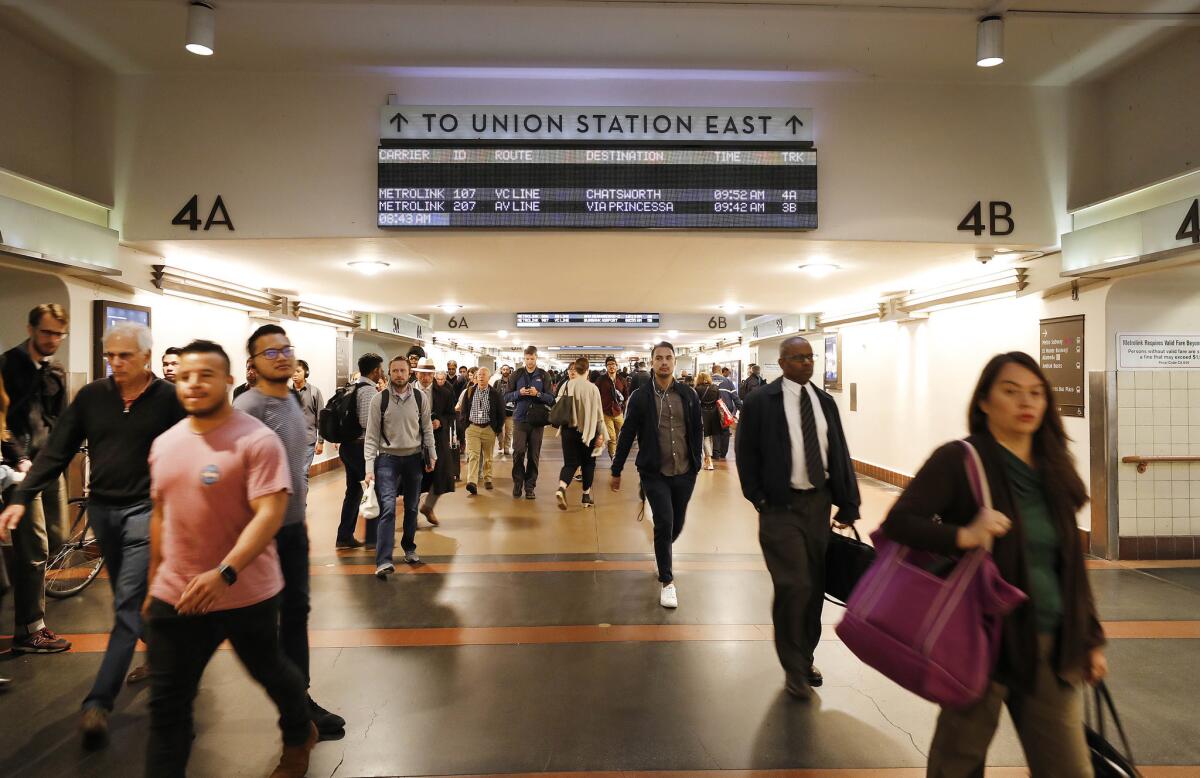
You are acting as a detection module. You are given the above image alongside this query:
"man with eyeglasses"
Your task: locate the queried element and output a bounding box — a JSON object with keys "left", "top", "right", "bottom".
{"left": 234, "top": 325, "right": 345, "bottom": 738}
{"left": 0, "top": 304, "right": 71, "bottom": 656}
{"left": 1, "top": 322, "right": 184, "bottom": 747}
{"left": 736, "top": 336, "right": 860, "bottom": 700}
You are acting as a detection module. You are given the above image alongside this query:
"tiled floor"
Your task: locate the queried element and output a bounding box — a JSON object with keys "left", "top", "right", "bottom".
{"left": 1, "top": 449, "right": 1196, "bottom": 777}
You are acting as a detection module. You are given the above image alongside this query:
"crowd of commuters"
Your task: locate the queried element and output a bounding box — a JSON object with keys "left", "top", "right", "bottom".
{"left": 0, "top": 303, "right": 1107, "bottom": 777}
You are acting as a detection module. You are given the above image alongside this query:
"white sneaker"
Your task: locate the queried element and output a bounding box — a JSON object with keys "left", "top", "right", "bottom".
{"left": 375, "top": 563, "right": 395, "bottom": 579}
{"left": 659, "top": 583, "right": 678, "bottom": 609}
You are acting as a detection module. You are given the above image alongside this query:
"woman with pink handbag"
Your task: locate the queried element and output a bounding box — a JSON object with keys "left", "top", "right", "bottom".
{"left": 881, "top": 352, "right": 1107, "bottom": 777}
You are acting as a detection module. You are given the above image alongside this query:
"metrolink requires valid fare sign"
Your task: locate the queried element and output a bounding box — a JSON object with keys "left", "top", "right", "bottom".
{"left": 1118, "top": 333, "right": 1200, "bottom": 369}
{"left": 380, "top": 106, "right": 814, "bottom": 145}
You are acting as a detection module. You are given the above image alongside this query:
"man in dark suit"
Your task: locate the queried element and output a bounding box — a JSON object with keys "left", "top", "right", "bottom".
{"left": 735, "top": 336, "right": 860, "bottom": 699}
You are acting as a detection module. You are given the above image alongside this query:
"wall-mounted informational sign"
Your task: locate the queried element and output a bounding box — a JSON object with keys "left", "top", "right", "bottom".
{"left": 335, "top": 336, "right": 351, "bottom": 386}
{"left": 366, "top": 312, "right": 428, "bottom": 341}
{"left": 823, "top": 332, "right": 842, "bottom": 392}
{"left": 381, "top": 106, "right": 813, "bottom": 145}
{"left": 517, "top": 312, "right": 660, "bottom": 328}
{"left": 1117, "top": 333, "right": 1200, "bottom": 369}
{"left": 1040, "top": 315, "right": 1085, "bottom": 417}
{"left": 377, "top": 146, "right": 817, "bottom": 230}
{"left": 93, "top": 300, "right": 151, "bottom": 380}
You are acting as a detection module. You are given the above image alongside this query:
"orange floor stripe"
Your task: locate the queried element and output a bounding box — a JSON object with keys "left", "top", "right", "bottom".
{"left": 14, "top": 620, "right": 1199, "bottom": 654}
{"left": 313, "top": 559, "right": 765, "bottom": 575}
{"left": 404, "top": 770, "right": 1197, "bottom": 778}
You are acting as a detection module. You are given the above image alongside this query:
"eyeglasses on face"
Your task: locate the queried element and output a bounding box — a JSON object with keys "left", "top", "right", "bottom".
{"left": 253, "top": 346, "right": 295, "bottom": 360}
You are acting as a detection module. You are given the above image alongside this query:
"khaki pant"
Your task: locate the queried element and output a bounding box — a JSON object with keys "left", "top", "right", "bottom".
{"left": 498, "top": 416, "right": 514, "bottom": 454}
{"left": 465, "top": 424, "right": 496, "bottom": 485}
{"left": 10, "top": 475, "right": 67, "bottom": 632}
{"left": 603, "top": 413, "right": 623, "bottom": 459}
{"left": 927, "top": 635, "right": 1093, "bottom": 778}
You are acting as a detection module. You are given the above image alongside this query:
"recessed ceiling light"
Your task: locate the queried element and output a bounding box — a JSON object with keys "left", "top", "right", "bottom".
{"left": 976, "top": 16, "right": 1004, "bottom": 68}
{"left": 641, "top": 343, "right": 651, "bottom": 350}
{"left": 185, "top": 1, "right": 215, "bottom": 56}
{"left": 497, "top": 330, "right": 509, "bottom": 338}
{"left": 798, "top": 262, "right": 840, "bottom": 278}
{"left": 667, "top": 330, "right": 679, "bottom": 339}
{"left": 718, "top": 303, "right": 743, "bottom": 314}
{"left": 437, "top": 303, "right": 463, "bottom": 313}
{"left": 347, "top": 260, "right": 390, "bottom": 276}
{"left": 994, "top": 248, "right": 1013, "bottom": 254}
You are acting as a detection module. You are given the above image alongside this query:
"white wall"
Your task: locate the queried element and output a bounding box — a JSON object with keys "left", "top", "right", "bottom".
{"left": 110, "top": 72, "right": 1070, "bottom": 248}
{"left": 0, "top": 24, "right": 75, "bottom": 193}
{"left": 0, "top": 268, "right": 71, "bottom": 356}
{"left": 828, "top": 259, "right": 1108, "bottom": 529}
{"left": 1090, "top": 28, "right": 1200, "bottom": 205}
{"left": 58, "top": 278, "right": 343, "bottom": 467}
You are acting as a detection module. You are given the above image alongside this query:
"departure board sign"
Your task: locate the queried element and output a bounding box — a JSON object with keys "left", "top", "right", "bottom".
{"left": 517, "top": 312, "right": 660, "bottom": 328}
{"left": 377, "top": 146, "right": 817, "bottom": 229}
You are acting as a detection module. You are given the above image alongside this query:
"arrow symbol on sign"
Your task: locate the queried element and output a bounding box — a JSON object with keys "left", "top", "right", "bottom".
{"left": 785, "top": 115, "right": 804, "bottom": 134}
{"left": 390, "top": 112, "right": 409, "bottom": 131}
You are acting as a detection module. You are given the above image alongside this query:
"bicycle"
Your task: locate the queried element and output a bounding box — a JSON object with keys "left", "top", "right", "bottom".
{"left": 45, "top": 448, "right": 104, "bottom": 599}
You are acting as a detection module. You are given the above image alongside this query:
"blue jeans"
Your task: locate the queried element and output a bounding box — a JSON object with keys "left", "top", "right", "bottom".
{"left": 374, "top": 453, "right": 423, "bottom": 565}
{"left": 640, "top": 470, "right": 697, "bottom": 584}
{"left": 84, "top": 500, "right": 152, "bottom": 711}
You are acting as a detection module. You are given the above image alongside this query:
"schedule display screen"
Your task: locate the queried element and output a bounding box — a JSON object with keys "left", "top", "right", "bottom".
{"left": 378, "top": 146, "right": 817, "bottom": 229}
{"left": 517, "top": 312, "right": 660, "bottom": 328}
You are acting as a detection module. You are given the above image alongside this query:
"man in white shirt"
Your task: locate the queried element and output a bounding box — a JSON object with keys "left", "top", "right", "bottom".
{"left": 735, "top": 336, "right": 860, "bottom": 700}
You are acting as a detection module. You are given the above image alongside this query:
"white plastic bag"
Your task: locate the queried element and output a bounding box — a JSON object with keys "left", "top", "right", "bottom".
{"left": 359, "top": 480, "right": 380, "bottom": 520}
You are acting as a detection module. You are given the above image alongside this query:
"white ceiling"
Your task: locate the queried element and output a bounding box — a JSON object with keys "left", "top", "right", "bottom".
{"left": 125, "top": 233, "right": 1024, "bottom": 347}
{"left": 1, "top": 0, "right": 1196, "bottom": 85}
{"left": 5, "top": 0, "right": 1193, "bottom": 348}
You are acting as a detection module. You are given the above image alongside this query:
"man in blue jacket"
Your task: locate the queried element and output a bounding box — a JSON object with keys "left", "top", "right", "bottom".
{"left": 611, "top": 342, "right": 703, "bottom": 609}
{"left": 504, "top": 346, "right": 554, "bottom": 500}
{"left": 736, "top": 336, "right": 860, "bottom": 700}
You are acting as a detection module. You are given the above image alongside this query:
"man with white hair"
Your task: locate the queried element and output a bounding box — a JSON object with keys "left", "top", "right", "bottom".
{"left": 0, "top": 321, "right": 184, "bottom": 748}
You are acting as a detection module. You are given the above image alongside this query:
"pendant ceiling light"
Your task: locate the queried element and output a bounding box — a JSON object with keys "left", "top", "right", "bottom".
{"left": 186, "top": 1, "right": 215, "bottom": 56}
{"left": 976, "top": 16, "right": 1004, "bottom": 68}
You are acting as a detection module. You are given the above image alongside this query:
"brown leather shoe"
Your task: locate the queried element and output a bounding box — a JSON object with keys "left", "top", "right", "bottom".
{"left": 269, "top": 722, "right": 318, "bottom": 777}
{"left": 419, "top": 505, "right": 439, "bottom": 526}
{"left": 80, "top": 707, "right": 109, "bottom": 750}
{"left": 126, "top": 664, "right": 150, "bottom": 685}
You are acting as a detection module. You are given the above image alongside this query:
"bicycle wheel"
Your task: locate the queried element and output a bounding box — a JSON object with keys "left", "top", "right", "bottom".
{"left": 45, "top": 505, "right": 104, "bottom": 599}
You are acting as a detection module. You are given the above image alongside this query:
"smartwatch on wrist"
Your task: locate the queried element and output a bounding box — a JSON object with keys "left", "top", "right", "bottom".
{"left": 217, "top": 564, "right": 238, "bottom": 585}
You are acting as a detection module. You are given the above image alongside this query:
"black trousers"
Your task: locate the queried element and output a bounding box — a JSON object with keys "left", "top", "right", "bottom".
{"left": 337, "top": 439, "right": 365, "bottom": 543}
{"left": 758, "top": 487, "right": 833, "bottom": 680}
{"left": 511, "top": 421, "right": 544, "bottom": 491}
{"left": 144, "top": 596, "right": 310, "bottom": 778}
{"left": 640, "top": 469, "right": 697, "bottom": 583}
{"left": 276, "top": 523, "right": 311, "bottom": 685}
{"left": 713, "top": 427, "right": 731, "bottom": 458}
{"left": 558, "top": 428, "right": 596, "bottom": 490}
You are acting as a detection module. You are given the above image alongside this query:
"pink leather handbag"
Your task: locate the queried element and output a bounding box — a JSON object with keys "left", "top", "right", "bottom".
{"left": 835, "top": 440, "right": 1028, "bottom": 708}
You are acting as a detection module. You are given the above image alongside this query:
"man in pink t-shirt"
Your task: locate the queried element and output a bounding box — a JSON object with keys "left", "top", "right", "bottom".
{"left": 142, "top": 340, "right": 316, "bottom": 778}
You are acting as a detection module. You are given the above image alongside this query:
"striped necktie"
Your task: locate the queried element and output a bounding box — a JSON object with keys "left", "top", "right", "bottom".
{"left": 799, "top": 386, "right": 826, "bottom": 488}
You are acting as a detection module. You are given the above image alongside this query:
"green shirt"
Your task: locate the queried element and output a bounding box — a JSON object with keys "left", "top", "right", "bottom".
{"left": 1001, "top": 447, "right": 1063, "bottom": 634}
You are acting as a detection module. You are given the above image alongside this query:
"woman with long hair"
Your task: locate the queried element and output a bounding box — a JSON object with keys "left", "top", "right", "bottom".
{"left": 693, "top": 372, "right": 721, "bottom": 470}
{"left": 882, "top": 352, "right": 1105, "bottom": 777}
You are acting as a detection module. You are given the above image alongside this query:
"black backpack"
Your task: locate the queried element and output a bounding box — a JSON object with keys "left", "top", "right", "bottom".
{"left": 319, "top": 383, "right": 364, "bottom": 444}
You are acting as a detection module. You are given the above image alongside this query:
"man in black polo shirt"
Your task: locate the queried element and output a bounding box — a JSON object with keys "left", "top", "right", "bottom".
{"left": 0, "top": 322, "right": 184, "bottom": 747}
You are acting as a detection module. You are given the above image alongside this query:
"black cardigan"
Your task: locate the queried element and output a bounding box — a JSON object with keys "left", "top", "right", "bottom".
{"left": 612, "top": 379, "right": 703, "bottom": 478}
{"left": 16, "top": 377, "right": 185, "bottom": 507}
{"left": 735, "top": 377, "right": 860, "bottom": 523}
{"left": 882, "top": 432, "right": 1105, "bottom": 690}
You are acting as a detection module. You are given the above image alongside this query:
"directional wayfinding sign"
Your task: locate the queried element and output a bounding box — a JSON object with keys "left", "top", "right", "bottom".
{"left": 1040, "top": 316, "right": 1085, "bottom": 417}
